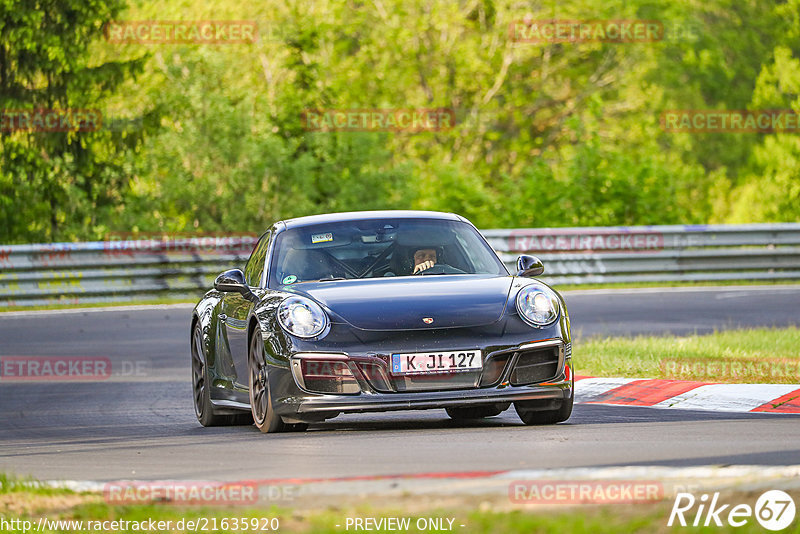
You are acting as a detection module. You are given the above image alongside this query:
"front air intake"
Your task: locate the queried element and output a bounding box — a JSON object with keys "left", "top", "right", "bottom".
{"left": 509, "top": 345, "right": 560, "bottom": 386}
{"left": 294, "top": 359, "right": 361, "bottom": 395}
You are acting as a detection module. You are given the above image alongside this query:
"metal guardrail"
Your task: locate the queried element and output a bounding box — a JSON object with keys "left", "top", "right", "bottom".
{"left": 0, "top": 237, "right": 257, "bottom": 307}
{"left": 1, "top": 223, "right": 799, "bottom": 307}
{"left": 482, "top": 223, "right": 800, "bottom": 285}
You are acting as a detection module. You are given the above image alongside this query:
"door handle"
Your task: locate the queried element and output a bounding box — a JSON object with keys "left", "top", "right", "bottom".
{"left": 219, "top": 313, "right": 228, "bottom": 322}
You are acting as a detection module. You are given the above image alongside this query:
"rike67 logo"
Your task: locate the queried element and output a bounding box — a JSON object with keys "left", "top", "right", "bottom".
{"left": 668, "top": 490, "right": 796, "bottom": 530}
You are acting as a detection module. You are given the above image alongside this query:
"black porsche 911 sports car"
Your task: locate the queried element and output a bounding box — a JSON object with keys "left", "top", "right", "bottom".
{"left": 191, "top": 210, "right": 573, "bottom": 432}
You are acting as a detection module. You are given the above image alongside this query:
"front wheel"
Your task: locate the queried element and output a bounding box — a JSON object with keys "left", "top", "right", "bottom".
{"left": 249, "top": 329, "right": 290, "bottom": 433}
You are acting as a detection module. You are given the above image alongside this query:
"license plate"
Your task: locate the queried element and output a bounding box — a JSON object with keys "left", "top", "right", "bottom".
{"left": 391, "top": 350, "right": 482, "bottom": 375}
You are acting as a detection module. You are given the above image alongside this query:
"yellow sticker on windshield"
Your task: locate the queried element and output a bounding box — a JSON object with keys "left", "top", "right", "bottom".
{"left": 311, "top": 232, "right": 333, "bottom": 243}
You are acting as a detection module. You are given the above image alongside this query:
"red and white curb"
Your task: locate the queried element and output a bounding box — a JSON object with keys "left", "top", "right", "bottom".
{"left": 575, "top": 377, "right": 800, "bottom": 413}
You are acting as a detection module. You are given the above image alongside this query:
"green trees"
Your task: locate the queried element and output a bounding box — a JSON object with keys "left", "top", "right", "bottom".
{"left": 0, "top": 0, "right": 147, "bottom": 242}
{"left": 1, "top": 0, "right": 798, "bottom": 243}
{"left": 718, "top": 0, "right": 800, "bottom": 223}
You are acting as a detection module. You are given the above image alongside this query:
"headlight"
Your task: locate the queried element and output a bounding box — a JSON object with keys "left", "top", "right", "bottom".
{"left": 516, "top": 284, "right": 560, "bottom": 327}
{"left": 278, "top": 296, "right": 328, "bottom": 338}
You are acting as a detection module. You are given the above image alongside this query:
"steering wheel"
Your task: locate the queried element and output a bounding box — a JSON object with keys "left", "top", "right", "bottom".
{"left": 414, "top": 264, "right": 466, "bottom": 275}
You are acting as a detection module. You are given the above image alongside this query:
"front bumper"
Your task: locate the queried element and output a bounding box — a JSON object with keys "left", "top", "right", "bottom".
{"left": 289, "top": 381, "right": 571, "bottom": 414}
{"left": 271, "top": 338, "right": 573, "bottom": 417}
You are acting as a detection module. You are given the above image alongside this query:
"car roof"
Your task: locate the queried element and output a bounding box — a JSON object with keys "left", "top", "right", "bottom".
{"left": 280, "top": 210, "right": 464, "bottom": 230}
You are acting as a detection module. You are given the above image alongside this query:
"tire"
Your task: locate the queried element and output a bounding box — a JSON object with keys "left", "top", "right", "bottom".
{"left": 446, "top": 404, "right": 507, "bottom": 420}
{"left": 515, "top": 390, "right": 573, "bottom": 425}
{"left": 249, "top": 329, "right": 290, "bottom": 433}
{"left": 192, "top": 323, "right": 252, "bottom": 426}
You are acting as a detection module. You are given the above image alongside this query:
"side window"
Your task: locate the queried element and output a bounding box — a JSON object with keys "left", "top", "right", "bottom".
{"left": 244, "top": 232, "right": 270, "bottom": 287}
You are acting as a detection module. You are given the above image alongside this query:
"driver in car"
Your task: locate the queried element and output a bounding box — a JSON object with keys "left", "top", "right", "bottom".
{"left": 412, "top": 248, "right": 438, "bottom": 274}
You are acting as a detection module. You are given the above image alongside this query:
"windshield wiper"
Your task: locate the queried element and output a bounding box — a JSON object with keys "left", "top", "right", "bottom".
{"left": 317, "top": 277, "right": 347, "bottom": 282}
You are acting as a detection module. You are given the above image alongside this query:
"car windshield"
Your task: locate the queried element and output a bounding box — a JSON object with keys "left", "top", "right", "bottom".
{"left": 268, "top": 218, "right": 507, "bottom": 287}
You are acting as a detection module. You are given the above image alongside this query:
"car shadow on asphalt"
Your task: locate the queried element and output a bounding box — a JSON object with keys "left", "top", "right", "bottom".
{"left": 284, "top": 403, "right": 800, "bottom": 435}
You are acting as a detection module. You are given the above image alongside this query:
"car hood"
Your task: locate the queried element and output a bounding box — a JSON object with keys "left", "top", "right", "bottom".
{"left": 291, "top": 275, "right": 514, "bottom": 330}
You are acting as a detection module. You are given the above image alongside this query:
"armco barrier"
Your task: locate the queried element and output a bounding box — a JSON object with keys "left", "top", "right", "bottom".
{"left": 0, "top": 236, "right": 257, "bottom": 307}
{"left": 1, "top": 224, "right": 799, "bottom": 307}
{"left": 482, "top": 223, "right": 800, "bottom": 285}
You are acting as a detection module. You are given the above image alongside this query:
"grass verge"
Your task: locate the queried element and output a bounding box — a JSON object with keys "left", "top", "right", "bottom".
{"left": 0, "top": 475, "right": 800, "bottom": 534}
{"left": 574, "top": 326, "right": 800, "bottom": 383}
{"left": 2, "top": 475, "right": 798, "bottom": 533}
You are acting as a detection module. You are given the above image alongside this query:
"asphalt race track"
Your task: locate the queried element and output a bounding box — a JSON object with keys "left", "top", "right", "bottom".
{"left": 1, "top": 286, "right": 799, "bottom": 482}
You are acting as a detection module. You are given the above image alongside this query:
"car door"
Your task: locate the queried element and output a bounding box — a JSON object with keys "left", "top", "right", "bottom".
{"left": 220, "top": 231, "right": 270, "bottom": 392}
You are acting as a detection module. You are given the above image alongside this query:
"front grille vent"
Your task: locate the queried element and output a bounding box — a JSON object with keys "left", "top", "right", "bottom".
{"left": 509, "top": 346, "right": 560, "bottom": 386}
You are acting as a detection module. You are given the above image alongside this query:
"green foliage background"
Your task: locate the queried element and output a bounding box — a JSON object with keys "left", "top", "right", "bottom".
{"left": 2, "top": 0, "right": 799, "bottom": 243}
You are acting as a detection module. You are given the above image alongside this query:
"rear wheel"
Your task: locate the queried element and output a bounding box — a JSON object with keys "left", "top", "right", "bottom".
{"left": 249, "top": 329, "right": 295, "bottom": 433}
{"left": 192, "top": 323, "right": 252, "bottom": 426}
{"left": 446, "top": 404, "right": 508, "bottom": 420}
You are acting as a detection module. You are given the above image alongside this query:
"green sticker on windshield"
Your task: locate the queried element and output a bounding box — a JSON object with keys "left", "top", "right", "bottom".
{"left": 282, "top": 275, "right": 297, "bottom": 285}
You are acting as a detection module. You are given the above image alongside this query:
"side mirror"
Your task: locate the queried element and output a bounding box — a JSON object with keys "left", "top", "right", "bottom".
{"left": 214, "top": 269, "right": 250, "bottom": 294}
{"left": 516, "top": 255, "right": 544, "bottom": 277}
